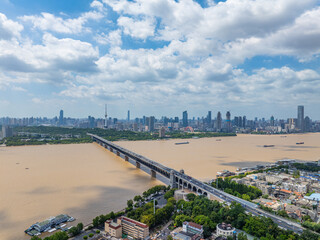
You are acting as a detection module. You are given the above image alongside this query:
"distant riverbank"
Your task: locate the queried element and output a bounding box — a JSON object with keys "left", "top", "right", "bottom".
{"left": 1, "top": 126, "right": 236, "bottom": 146}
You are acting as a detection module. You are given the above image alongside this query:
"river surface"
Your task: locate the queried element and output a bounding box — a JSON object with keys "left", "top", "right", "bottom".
{"left": 116, "top": 133, "right": 320, "bottom": 181}
{"left": 1, "top": 133, "right": 320, "bottom": 240}
{"left": 0, "top": 144, "right": 162, "bottom": 240}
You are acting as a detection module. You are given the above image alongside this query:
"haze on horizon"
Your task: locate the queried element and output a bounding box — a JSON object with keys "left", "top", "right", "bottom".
{"left": 0, "top": 0, "right": 320, "bottom": 119}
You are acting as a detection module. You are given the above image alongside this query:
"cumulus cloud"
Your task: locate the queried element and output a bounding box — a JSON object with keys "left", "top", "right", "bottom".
{"left": 96, "top": 29, "right": 122, "bottom": 46}
{"left": 0, "top": 13, "right": 23, "bottom": 40}
{"left": 20, "top": 11, "right": 104, "bottom": 34}
{"left": 117, "top": 16, "right": 156, "bottom": 39}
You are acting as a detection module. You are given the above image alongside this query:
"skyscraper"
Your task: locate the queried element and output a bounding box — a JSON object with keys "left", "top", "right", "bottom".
{"left": 182, "top": 111, "right": 188, "bottom": 127}
{"left": 226, "top": 111, "right": 231, "bottom": 132}
{"left": 297, "top": 105, "right": 304, "bottom": 131}
{"left": 216, "top": 111, "right": 222, "bottom": 131}
{"left": 59, "top": 110, "right": 64, "bottom": 126}
{"left": 149, "top": 116, "right": 155, "bottom": 132}
{"left": 270, "top": 116, "right": 275, "bottom": 126}
{"left": 127, "top": 110, "right": 130, "bottom": 122}
{"left": 207, "top": 111, "right": 212, "bottom": 127}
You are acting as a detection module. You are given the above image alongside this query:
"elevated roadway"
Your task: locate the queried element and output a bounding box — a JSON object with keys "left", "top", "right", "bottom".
{"left": 89, "top": 133, "right": 304, "bottom": 234}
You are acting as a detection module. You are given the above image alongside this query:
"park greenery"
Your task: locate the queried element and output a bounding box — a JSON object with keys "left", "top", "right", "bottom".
{"left": 30, "top": 185, "right": 319, "bottom": 240}
{"left": 212, "top": 177, "right": 262, "bottom": 200}
{"left": 5, "top": 126, "right": 236, "bottom": 146}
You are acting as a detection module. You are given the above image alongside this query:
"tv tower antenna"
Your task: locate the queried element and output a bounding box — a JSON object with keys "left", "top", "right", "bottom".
{"left": 104, "top": 104, "right": 108, "bottom": 128}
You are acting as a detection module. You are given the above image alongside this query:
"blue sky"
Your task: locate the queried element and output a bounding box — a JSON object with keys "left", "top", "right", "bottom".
{"left": 0, "top": 0, "right": 320, "bottom": 120}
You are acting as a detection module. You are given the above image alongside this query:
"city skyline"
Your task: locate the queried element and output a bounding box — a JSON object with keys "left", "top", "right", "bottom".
{"left": 1, "top": 0, "right": 320, "bottom": 119}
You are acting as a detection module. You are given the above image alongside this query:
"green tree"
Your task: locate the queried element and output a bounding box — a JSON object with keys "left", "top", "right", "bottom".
{"left": 242, "top": 194, "right": 251, "bottom": 201}
{"left": 237, "top": 232, "right": 248, "bottom": 240}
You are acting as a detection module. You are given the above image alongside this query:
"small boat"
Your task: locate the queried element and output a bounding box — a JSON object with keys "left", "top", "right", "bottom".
{"left": 296, "top": 142, "right": 304, "bottom": 145}
{"left": 263, "top": 145, "right": 275, "bottom": 147}
{"left": 216, "top": 139, "right": 221, "bottom": 141}
{"left": 175, "top": 142, "right": 189, "bottom": 145}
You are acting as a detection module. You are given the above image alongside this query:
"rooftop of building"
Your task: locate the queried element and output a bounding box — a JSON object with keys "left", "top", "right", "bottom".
{"left": 121, "top": 216, "right": 148, "bottom": 229}
{"left": 217, "top": 223, "right": 235, "bottom": 231}
{"left": 183, "top": 222, "right": 203, "bottom": 230}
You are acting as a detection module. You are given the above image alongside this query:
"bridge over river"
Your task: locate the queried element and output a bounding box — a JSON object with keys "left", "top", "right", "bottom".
{"left": 89, "top": 133, "right": 304, "bottom": 234}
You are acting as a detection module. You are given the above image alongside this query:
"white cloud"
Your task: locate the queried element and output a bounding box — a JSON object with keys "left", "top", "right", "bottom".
{"left": 20, "top": 11, "right": 104, "bottom": 34}
{"left": 96, "top": 29, "right": 122, "bottom": 46}
{"left": 117, "top": 16, "right": 156, "bottom": 39}
{"left": 0, "top": 13, "right": 23, "bottom": 40}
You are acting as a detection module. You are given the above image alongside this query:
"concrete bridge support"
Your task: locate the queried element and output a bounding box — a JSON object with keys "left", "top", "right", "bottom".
{"left": 136, "top": 162, "right": 141, "bottom": 169}
{"left": 110, "top": 148, "right": 113, "bottom": 153}
{"left": 125, "top": 156, "right": 129, "bottom": 161}
{"left": 116, "top": 151, "right": 120, "bottom": 156}
{"left": 151, "top": 170, "right": 156, "bottom": 178}
{"left": 170, "top": 170, "right": 178, "bottom": 188}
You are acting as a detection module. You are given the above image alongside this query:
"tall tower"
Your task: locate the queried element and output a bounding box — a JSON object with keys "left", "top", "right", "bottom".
{"left": 270, "top": 116, "right": 275, "bottom": 126}
{"left": 127, "top": 110, "right": 130, "bottom": 122}
{"left": 182, "top": 111, "right": 188, "bottom": 127}
{"left": 104, "top": 104, "right": 108, "bottom": 128}
{"left": 297, "top": 105, "right": 304, "bottom": 131}
{"left": 59, "top": 110, "right": 64, "bottom": 126}
{"left": 226, "top": 111, "right": 231, "bottom": 132}
{"left": 216, "top": 111, "right": 222, "bottom": 131}
{"left": 207, "top": 111, "right": 212, "bottom": 127}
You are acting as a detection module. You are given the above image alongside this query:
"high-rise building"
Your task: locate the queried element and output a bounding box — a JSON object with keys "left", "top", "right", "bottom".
{"left": 226, "top": 111, "right": 231, "bottom": 132}
{"left": 59, "top": 110, "right": 64, "bottom": 126}
{"left": 2, "top": 125, "right": 13, "bottom": 138}
{"left": 304, "top": 116, "right": 311, "bottom": 132}
{"left": 182, "top": 111, "right": 188, "bottom": 127}
{"left": 270, "top": 116, "right": 275, "bottom": 126}
{"left": 216, "top": 112, "right": 222, "bottom": 131}
{"left": 207, "top": 111, "right": 212, "bottom": 127}
{"left": 127, "top": 110, "right": 130, "bottom": 122}
{"left": 242, "top": 116, "right": 246, "bottom": 128}
{"left": 297, "top": 105, "right": 304, "bottom": 131}
{"left": 149, "top": 116, "right": 155, "bottom": 132}
{"left": 159, "top": 127, "right": 166, "bottom": 138}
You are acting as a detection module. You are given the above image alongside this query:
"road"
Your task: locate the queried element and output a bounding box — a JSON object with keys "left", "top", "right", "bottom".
{"left": 176, "top": 171, "right": 304, "bottom": 234}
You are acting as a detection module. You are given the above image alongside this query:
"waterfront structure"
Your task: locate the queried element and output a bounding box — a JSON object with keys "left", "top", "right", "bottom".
{"left": 25, "top": 214, "right": 74, "bottom": 236}
{"left": 216, "top": 112, "right": 222, "bottom": 131}
{"left": 105, "top": 220, "right": 122, "bottom": 238}
{"left": 297, "top": 105, "right": 304, "bottom": 131}
{"left": 216, "top": 223, "right": 235, "bottom": 237}
{"left": 2, "top": 125, "right": 13, "bottom": 138}
{"left": 183, "top": 222, "right": 203, "bottom": 236}
{"left": 117, "top": 216, "right": 149, "bottom": 239}
{"left": 183, "top": 111, "right": 188, "bottom": 127}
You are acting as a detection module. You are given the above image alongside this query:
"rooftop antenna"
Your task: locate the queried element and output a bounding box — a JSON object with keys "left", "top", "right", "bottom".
{"left": 105, "top": 104, "right": 108, "bottom": 128}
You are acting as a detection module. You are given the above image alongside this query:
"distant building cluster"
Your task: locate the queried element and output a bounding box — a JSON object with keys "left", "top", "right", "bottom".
{"left": 1, "top": 105, "right": 319, "bottom": 136}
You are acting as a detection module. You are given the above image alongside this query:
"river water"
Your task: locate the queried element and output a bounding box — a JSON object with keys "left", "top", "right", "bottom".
{"left": 1, "top": 133, "right": 320, "bottom": 240}
{"left": 0, "top": 144, "right": 162, "bottom": 240}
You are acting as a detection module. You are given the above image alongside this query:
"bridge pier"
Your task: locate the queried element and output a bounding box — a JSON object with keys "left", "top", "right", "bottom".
{"left": 116, "top": 151, "right": 120, "bottom": 156}
{"left": 125, "top": 156, "right": 129, "bottom": 161}
{"left": 110, "top": 148, "right": 113, "bottom": 153}
{"left": 151, "top": 170, "right": 156, "bottom": 178}
{"left": 136, "top": 162, "right": 141, "bottom": 169}
{"left": 170, "top": 170, "right": 178, "bottom": 188}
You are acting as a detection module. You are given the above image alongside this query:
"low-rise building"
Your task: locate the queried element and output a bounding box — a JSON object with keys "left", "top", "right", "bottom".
{"left": 117, "top": 216, "right": 149, "bottom": 239}
{"left": 216, "top": 223, "right": 235, "bottom": 237}
{"left": 182, "top": 222, "right": 203, "bottom": 236}
{"left": 105, "top": 220, "right": 122, "bottom": 238}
